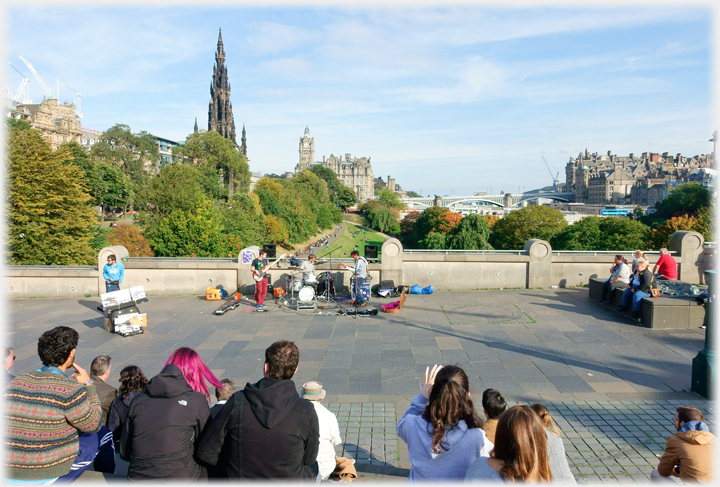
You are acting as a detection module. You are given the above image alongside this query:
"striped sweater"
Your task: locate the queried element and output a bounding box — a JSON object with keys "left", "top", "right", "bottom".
{"left": 4, "top": 370, "right": 102, "bottom": 480}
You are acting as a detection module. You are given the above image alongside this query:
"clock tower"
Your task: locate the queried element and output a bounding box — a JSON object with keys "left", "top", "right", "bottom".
{"left": 296, "top": 125, "right": 315, "bottom": 173}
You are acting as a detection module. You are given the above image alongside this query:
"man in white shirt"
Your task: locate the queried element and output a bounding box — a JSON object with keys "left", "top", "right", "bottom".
{"left": 302, "top": 381, "right": 342, "bottom": 480}
{"left": 301, "top": 254, "right": 317, "bottom": 285}
{"left": 340, "top": 250, "right": 368, "bottom": 308}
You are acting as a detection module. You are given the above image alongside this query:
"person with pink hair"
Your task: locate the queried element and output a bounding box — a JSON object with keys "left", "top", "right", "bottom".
{"left": 119, "top": 347, "right": 223, "bottom": 480}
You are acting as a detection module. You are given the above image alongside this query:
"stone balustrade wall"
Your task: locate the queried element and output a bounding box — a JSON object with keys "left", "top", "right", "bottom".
{"left": 5, "top": 231, "right": 708, "bottom": 298}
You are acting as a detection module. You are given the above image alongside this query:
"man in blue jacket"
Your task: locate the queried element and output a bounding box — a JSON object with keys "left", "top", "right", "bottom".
{"left": 103, "top": 254, "right": 124, "bottom": 293}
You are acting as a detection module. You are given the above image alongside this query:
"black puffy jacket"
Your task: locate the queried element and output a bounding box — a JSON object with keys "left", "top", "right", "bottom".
{"left": 197, "top": 377, "right": 319, "bottom": 479}
{"left": 119, "top": 364, "right": 210, "bottom": 480}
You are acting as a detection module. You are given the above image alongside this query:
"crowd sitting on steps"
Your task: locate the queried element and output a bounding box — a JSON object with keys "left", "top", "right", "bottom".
{"left": 3, "top": 328, "right": 714, "bottom": 483}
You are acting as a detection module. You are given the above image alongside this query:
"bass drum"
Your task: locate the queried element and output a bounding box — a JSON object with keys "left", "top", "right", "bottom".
{"left": 298, "top": 286, "right": 315, "bottom": 302}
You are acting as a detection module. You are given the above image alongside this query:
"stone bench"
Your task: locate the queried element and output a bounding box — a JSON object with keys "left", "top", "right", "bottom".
{"left": 588, "top": 277, "right": 705, "bottom": 329}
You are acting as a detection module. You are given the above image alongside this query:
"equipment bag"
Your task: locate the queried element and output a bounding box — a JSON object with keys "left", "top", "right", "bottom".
{"left": 206, "top": 286, "right": 223, "bottom": 300}
{"left": 422, "top": 285, "right": 434, "bottom": 295}
{"left": 378, "top": 280, "right": 395, "bottom": 290}
{"left": 396, "top": 285, "right": 410, "bottom": 294}
{"left": 410, "top": 284, "right": 422, "bottom": 294}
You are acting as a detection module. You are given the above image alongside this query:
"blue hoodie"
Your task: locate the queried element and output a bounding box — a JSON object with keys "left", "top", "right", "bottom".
{"left": 397, "top": 392, "right": 493, "bottom": 482}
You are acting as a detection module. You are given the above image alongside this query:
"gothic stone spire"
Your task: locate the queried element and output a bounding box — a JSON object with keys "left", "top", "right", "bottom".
{"left": 194, "top": 117, "right": 198, "bottom": 134}
{"left": 208, "top": 28, "right": 237, "bottom": 145}
{"left": 241, "top": 123, "right": 247, "bottom": 156}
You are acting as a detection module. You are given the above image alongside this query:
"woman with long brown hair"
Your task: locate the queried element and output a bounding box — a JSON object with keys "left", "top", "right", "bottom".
{"left": 397, "top": 364, "right": 492, "bottom": 481}
{"left": 531, "top": 403, "right": 575, "bottom": 483}
{"left": 465, "top": 404, "right": 552, "bottom": 482}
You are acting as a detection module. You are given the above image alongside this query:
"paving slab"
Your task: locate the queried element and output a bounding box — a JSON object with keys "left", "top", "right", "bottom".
{"left": 5, "top": 289, "right": 713, "bottom": 483}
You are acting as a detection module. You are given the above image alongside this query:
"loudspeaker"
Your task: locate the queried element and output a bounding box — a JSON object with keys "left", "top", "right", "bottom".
{"left": 364, "top": 244, "right": 378, "bottom": 258}
{"left": 263, "top": 244, "right": 276, "bottom": 258}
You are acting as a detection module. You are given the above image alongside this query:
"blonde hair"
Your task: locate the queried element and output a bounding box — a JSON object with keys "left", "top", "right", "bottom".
{"left": 493, "top": 404, "right": 552, "bottom": 482}
{"left": 531, "top": 403, "right": 562, "bottom": 437}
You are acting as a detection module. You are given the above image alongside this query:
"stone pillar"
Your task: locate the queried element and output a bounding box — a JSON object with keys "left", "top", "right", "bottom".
{"left": 381, "top": 238, "right": 404, "bottom": 287}
{"left": 434, "top": 195, "right": 442, "bottom": 207}
{"left": 504, "top": 193, "right": 512, "bottom": 208}
{"left": 669, "top": 231, "right": 705, "bottom": 283}
{"left": 524, "top": 239, "right": 552, "bottom": 288}
{"left": 98, "top": 246, "right": 129, "bottom": 295}
{"left": 238, "top": 245, "right": 260, "bottom": 295}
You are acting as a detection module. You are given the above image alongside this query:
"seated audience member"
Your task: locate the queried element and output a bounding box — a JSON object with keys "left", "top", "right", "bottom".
{"left": 632, "top": 250, "right": 649, "bottom": 274}
{"left": 397, "top": 365, "right": 492, "bottom": 481}
{"left": 108, "top": 365, "right": 148, "bottom": 449}
{"left": 197, "top": 340, "right": 320, "bottom": 480}
{"left": 481, "top": 388, "right": 507, "bottom": 444}
{"left": 120, "top": 347, "right": 223, "bottom": 481}
{"left": 653, "top": 248, "right": 678, "bottom": 280}
{"left": 599, "top": 255, "right": 631, "bottom": 303}
{"left": 210, "top": 378, "right": 235, "bottom": 419}
{"left": 4, "top": 348, "right": 15, "bottom": 386}
{"left": 465, "top": 404, "right": 551, "bottom": 482}
{"left": 651, "top": 406, "right": 715, "bottom": 484}
{"left": 619, "top": 260, "right": 655, "bottom": 319}
{"left": 90, "top": 354, "right": 118, "bottom": 426}
{"left": 303, "top": 381, "right": 343, "bottom": 480}
{"left": 4, "top": 326, "right": 115, "bottom": 483}
{"left": 531, "top": 403, "right": 576, "bottom": 484}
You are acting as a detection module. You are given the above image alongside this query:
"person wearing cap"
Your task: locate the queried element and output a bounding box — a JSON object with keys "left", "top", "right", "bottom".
{"left": 303, "top": 381, "right": 343, "bottom": 480}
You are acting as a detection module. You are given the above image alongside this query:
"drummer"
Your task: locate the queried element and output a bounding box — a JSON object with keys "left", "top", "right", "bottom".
{"left": 301, "top": 254, "right": 318, "bottom": 285}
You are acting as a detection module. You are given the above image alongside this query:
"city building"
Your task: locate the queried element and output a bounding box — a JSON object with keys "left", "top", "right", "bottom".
{"left": 80, "top": 126, "right": 103, "bottom": 149}
{"left": 154, "top": 136, "right": 182, "bottom": 171}
{"left": 16, "top": 97, "right": 82, "bottom": 149}
{"left": 565, "top": 148, "right": 714, "bottom": 206}
{"left": 294, "top": 125, "right": 375, "bottom": 202}
{"left": 5, "top": 99, "right": 32, "bottom": 123}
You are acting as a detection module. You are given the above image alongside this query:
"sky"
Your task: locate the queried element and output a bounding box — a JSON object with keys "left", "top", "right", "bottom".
{"left": 4, "top": 3, "right": 716, "bottom": 196}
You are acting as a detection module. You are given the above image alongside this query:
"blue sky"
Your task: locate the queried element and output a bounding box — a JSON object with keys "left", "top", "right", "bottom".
{"left": 5, "top": 5, "right": 715, "bottom": 196}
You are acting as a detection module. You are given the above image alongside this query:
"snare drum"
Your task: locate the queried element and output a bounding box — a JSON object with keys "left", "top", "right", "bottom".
{"left": 298, "top": 286, "right": 315, "bottom": 302}
{"left": 286, "top": 275, "right": 303, "bottom": 293}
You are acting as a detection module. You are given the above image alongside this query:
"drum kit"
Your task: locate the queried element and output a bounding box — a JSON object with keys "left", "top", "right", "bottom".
{"left": 283, "top": 260, "right": 336, "bottom": 310}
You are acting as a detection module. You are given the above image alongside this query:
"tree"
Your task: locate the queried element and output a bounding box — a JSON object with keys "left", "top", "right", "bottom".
{"left": 642, "top": 183, "right": 711, "bottom": 226}
{"left": 91, "top": 124, "right": 159, "bottom": 185}
{"left": 108, "top": 225, "right": 155, "bottom": 257}
{"left": 483, "top": 215, "right": 500, "bottom": 228}
{"left": 415, "top": 207, "right": 453, "bottom": 239}
{"left": 490, "top": 205, "right": 567, "bottom": 250}
{"left": 551, "top": 216, "right": 604, "bottom": 250}
{"left": 220, "top": 193, "right": 267, "bottom": 253}
{"left": 7, "top": 123, "right": 96, "bottom": 265}
{"left": 627, "top": 205, "right": 645, "bottom": 220}
{"left": 147, "top": 202, "right": 227, "bottom": 257}
{"left": 405, "top": 191, "right": 421, "bottom": 198}
{"left": 264, "top": 215, "right": 288, "bottom": 243}
{"left": 439, "top": 212, "right": 462, "bottom": 233}
{"left": 136, "top": 164, "right": 206, "bottom": 218}
{"left": 420, "top": 232, "right": 446, "bottom": 249}
{"left": 337, "top": 186, "right": 358, "bottom": 209}
{"left": 377, "top": 189, "right": 406, "bottom": 210}
{"left": 254, "top": 188, "right": 283, "bottom": 217}
{"left": 599, "top": 217, "right": 650, "bottom": 250}
{"left": 648, "top": 215, "right": 697, "bottom": 249}
{"left": 694, "top": 206, "right": 716, "bottom": 243}
{"left": 447, "top": 214, "right": 493, "bottom": 250}
{"left": 310, "top": 165, "right": 343, "bottom": 203}
{"left": 369, "top": 207, "right": 400, "bottom": 235}
{"left": 400, "top": 212, "right": 421, "bottom": 248}
{"left": 176, "top": 130, "right": 250, "bottom": 197}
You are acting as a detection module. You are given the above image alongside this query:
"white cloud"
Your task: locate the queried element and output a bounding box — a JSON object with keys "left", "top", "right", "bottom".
{"left": 244, "top": 21, "right": 321, "bottom": 54}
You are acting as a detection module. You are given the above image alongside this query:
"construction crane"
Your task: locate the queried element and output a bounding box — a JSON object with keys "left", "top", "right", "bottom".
{"left": 6, "top": 61, "right": 30, "bottom": 103}
{"left": 18, "top": 56, "right": 56, "bottom": 99}
{"left": 542, "top": 156, "right": 560, "bottom": 190}
{"left": 59, "top": 81, "right": 82, "bottom": 118}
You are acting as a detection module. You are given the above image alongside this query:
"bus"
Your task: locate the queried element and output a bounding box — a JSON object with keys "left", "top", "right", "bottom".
{"left": 600, "top": 208, "right": 630, "bottom": 216}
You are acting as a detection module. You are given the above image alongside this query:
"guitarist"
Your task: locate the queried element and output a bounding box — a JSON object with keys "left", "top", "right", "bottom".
{"left": 340, "top": 250, "right": 367, "bottom": 308}
{"left": 252, "top": 250, "right": 269, "bottom": 309}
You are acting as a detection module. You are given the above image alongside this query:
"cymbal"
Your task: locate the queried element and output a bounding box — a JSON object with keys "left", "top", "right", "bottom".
{"left": 287, "top": 266, "right": 300, "bottom": 270}
{"left": 314, "top": 260, "right": 327, "bottom": 265}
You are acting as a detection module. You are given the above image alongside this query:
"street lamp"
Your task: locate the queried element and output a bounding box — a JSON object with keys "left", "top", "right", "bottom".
{"left": 691, "top": 270, "right": 715, "bottom": 399}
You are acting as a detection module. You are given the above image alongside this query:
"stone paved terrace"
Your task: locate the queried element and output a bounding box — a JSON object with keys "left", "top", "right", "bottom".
{"left": 4, "top": 289, "right": 714, "bottom": 483}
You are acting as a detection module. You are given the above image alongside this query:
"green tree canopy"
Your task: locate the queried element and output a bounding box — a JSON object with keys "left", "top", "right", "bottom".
{"left": 254, "top": 188, "right": 283, "bottom": 217}
{"left": 7, "top": 122, "right": 96, "bottom": 265}
{"left": 220, "top": 193, "right": 267, "bottom": 253}
{"left": 447, "top": 213, "right": 493, "bottom": 250}
{"left": 147, "top": 202, "right": 227, "bottom": 257}
{"left": 551, "top": 216, "right": 604, "bottom": 250}
{"left": 377, "top": 189, "right": 406, "bottom": 210}
{"left": 337, "top": 186, "right": 358, "bottom": 209}
{"left": 490, "top": 205, "right": 567, "bottom": 249}
{"left": 551, "top": 216, "right": 650, "bottom": 250}
{"left": 369, "top": 207, "right": 401, "bottom": 235}
{"left": 91, "top": 124, "right": 159, "bottom": 185}
{"left": 176, "top": 130, "right": 250, "bottom": 198}
{"left": 310, "top": 165, "right": 343, "bottom": 203}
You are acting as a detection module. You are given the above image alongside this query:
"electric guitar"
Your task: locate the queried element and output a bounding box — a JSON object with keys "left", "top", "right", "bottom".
{"left": 252, "top": 253, "right": 288, "bottom": 282}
